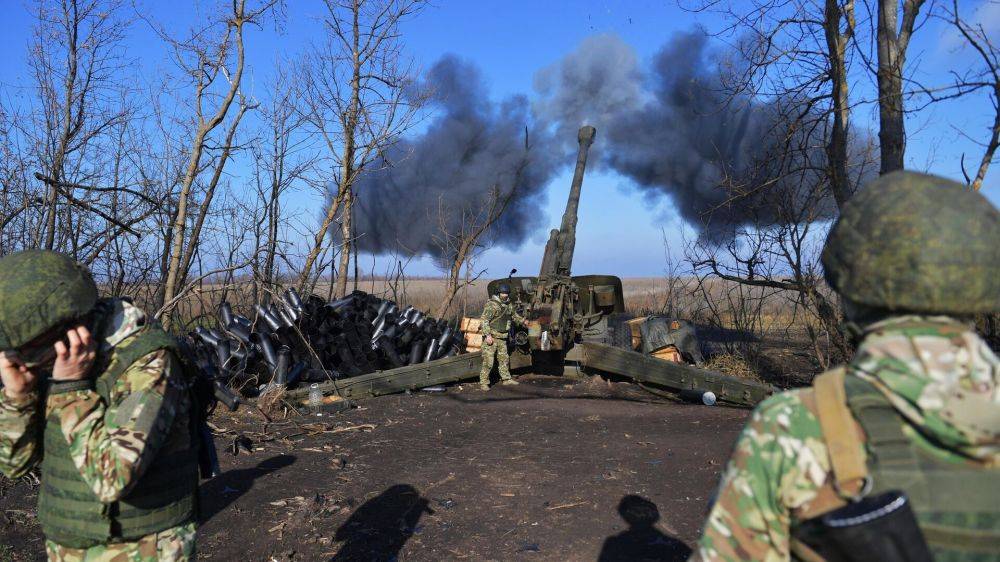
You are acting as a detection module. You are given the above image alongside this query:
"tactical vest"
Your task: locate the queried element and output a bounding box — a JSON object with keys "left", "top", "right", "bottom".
{"left": 38, "top": 329, "right": 198, "bottom": 549}
{"left": 792, "top": 369, "right": 1000, "bottom": 561}
{"left": 488, "top": 300, "right": 512, "bottom": 334}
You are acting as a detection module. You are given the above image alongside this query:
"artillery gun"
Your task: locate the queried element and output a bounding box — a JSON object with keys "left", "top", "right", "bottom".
{"left": 487, "top": 126, "right": 627, "bottom": 357}
{"left": 483, "top": 125, "right": 774, "bottom": 406}
{"left": 285, "top": 126, "right": 774, "bottom": 408}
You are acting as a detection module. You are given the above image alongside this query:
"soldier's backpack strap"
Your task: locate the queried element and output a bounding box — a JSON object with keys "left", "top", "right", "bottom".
{"left": 813, "top": 367, "right": 870, "bottom": 499}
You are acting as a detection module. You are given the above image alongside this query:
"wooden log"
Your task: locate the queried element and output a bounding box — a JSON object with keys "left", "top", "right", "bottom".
{"left": 282, "top": 351, "right": 532, "bottom": 402}
{"left": 574, "top": 342, "right": 773, "bottom": 407}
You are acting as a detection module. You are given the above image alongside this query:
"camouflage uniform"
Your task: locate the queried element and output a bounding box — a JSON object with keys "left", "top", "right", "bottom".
{"left": 692, "top": 170, "right": 1000, "bottom": 561}
{"left": 45, "top": 523, "right": 196, "bottom": 562}
{"left": 478, "top": 295, "right": 526, "bottom": 388}
{"left": 0, "top": 299, "right": 196, "bottom": 561}
{"left": 691, "top": 316, "right": 999, "bottom": 561}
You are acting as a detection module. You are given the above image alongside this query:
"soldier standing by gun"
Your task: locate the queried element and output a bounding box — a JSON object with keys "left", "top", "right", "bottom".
{"left": 0, "top": 250, "right": 198, "bottom": 561}
{"left": 691, "top": 171, "right": 1000, "bottom": 561}
{"left": 478, "top": 283, "right": 526, "bottom": 391}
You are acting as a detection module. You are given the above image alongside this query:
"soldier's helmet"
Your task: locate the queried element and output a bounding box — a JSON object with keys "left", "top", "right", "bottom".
{"left": 0, "top": 250, "right": 99, "bottom": 350}
{"left": 498, "top": 283, "right": 511, "bottom": 295}
{"left": 821, "top": 170, "right": 1000, "bottom": 315}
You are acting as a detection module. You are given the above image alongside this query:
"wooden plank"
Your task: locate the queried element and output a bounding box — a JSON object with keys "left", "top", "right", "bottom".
{"left": 283, "top": 350, "right": 533, "bottom": 402}
{"left": 576, "top": 342, "right": 773, "bottom": 407}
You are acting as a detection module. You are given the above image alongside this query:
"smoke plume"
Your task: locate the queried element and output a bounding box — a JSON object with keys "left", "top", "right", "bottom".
{"left": 352, "top": 55, "right": 557, "bottom": 260}
{"left": 351, "top": 30, "right": 865, "bottom": 260}
{"left": 535, "top": 31, "right": 844, "bottom": 240}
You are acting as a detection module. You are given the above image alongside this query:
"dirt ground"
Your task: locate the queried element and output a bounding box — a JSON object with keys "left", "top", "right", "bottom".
{"left": 0, "top": 374, "right": 750, "bottom": 562}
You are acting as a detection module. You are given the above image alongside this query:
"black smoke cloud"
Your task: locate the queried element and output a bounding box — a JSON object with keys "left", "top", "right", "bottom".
{"left": 535, "top": 32, "right": 846, "bottom": 240}
{"left": 351, "top": 56, "right": 557, "bottom": 260}
{"left": 350, "top": 31, "right": 863, "bottom": 260}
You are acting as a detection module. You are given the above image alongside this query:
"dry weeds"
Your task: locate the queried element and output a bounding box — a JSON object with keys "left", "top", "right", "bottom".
{"left": 704, "top": 353, "right": 764, "bottom": 383}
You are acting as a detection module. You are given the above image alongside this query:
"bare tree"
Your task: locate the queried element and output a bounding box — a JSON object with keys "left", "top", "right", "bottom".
{"left": 431, "top": 184, "right": 517, "bottom": 319}
{"left": 19, "top": 0, "right": 132, "bottom": 251}
{"left": 939, "top": 0, "right": 1000, "bottom": 191}
{"left": 297, "top": 0, "right": 426, "bottom": 297}
{"left": 874, "top": 0, "right": 927, "bottom": 173}
{"left": 154, "top": 0, "right": 278, "bottom": 326}
{"left": 824, "top": 0, "right": 856, "bottom": 206}
{"left": 250, "top": 70, "right": 315, "bottom": 303}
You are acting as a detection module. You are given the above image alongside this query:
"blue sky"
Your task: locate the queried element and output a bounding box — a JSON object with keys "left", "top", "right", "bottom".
{"left": 2, "top": 1, "right": 997, "bottom": 278}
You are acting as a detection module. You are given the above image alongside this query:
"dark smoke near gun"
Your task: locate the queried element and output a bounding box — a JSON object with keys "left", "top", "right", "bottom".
{"left": 348, "top": 31, "right": 870, "bottom": 258}
{"left": 536, "top": 31, "right": 869, "bottom": 241}
{"left": 350, "top": 55, "right": 558, "bottom": 259}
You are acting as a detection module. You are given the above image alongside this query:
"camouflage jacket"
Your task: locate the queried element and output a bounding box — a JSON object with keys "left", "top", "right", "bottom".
{"left": 692, "top": 315, "right": 1000, "bottom": 562}
{"left": 0, "top": 299, "right": 189, "bottom": 503}
{"left": 480, "top": 295, "right": 526, "bottom": 339}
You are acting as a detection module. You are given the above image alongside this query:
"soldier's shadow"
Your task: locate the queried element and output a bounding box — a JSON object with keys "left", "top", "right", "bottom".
{"left": 598, "top": 495, "right": 692, "bottom": 562}
{"left": 198, "top": 454, "right": 296, "bottom": 524}
{"left": 329, "top": 484, "right": 433, "bottom": 562}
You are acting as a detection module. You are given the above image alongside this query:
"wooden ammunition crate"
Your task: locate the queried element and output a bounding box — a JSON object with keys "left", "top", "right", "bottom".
{"left": 461, "top": 317, "right": 483, "bottom": 352}
{"left": 627, "top": 317, "right": 646, "bottom": 351}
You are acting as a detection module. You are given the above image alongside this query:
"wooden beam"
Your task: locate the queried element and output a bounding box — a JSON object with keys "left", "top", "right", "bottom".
{"left": 283, "top": 351, "right": 532, "bottom": 401}
{"left": 574, "top": 342, "right": 774, "bottom": 407}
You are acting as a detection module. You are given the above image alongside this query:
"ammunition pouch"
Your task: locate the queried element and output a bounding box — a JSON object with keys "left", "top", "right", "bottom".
{"left": 791, "top": 367, "right": 1000, "bottom": 561}
{"left": 793, "top": 491, "right": 932, "bottom": 562}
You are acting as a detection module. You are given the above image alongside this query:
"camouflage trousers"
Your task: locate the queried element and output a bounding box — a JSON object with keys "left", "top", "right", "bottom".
{"left": 479, "top": 337, "right": 512, "bottom": 386}
{"left": 45, "top": 522, "right": 196, "bottom": 562}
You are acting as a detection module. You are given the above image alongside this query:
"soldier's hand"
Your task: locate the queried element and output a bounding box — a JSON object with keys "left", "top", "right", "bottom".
{"left": 0, "top": 352, "right": 39, "bottom": 399}
{"left": 51, "top": 325, "right": 97, "bottom": 382}
{"left": 486, "top": 334, "right": 494, "bottom": 345}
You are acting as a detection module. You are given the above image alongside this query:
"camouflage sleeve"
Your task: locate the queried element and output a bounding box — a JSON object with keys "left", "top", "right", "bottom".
{"left": 692, "top": 390, "right": 829, "bottom": 562}
{"left": 0, "top": 389, "right": 43, "bottom": 478}
{"left": 44, "top": 349, "right": 182, "bottom": 502}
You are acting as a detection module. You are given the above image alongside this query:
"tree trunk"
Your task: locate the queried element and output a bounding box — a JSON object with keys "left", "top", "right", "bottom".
{"left": 876, "top": 0, "right": 925, "bottom": 174}
{"left": 44, "top": 0, "right": 82, "bottom": 249}
{"left": 160, "top": 8, "right": 247, "bottom": 328}
{"left": 334, "top": 187, "right": 353, "bottom": 298}
{"left": 297, "top": 190, "right": 345, "bottom": 294}
{"left": 436, "top": 259, "right": 463, "bottom": 319}
{"left": 824, "top": 0, "right": 853, "bottom": 207}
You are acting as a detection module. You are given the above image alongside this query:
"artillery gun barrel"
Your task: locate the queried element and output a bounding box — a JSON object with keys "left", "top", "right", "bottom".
{"left": 540, "top": 125, "right": 597, "bottom": 277}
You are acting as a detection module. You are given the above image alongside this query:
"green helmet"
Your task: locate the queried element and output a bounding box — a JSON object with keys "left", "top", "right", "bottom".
{"left": 0, "top": 250, "right": 99, "bottom": 350}
{"left": 821, "top": 170, "right": 1000, "bottom": 315}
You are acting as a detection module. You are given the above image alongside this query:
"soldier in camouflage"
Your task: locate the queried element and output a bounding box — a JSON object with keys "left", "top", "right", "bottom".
{"left": 692, "top": 171, "right": 1000, "bottom": 561}
{"left": 479, "top": 283, "right": 526, "bottom": 390}
{"left": 0, "top": 250, "right": 197, "bottom": 561}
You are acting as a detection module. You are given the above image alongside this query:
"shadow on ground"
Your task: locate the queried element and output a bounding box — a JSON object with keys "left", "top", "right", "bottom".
{"left": 330, "top": 484, "right": 433, "bottom": 561}
{"left": 598, "top": 495, "right": 693, "bottom": 562}
{"left": 199, "top": 454, "right": 296, "bottom": 523}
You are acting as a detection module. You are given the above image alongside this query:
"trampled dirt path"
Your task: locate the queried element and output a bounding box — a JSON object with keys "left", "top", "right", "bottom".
{"left": 1, "top": 375, "right": 750, "bottom": 561}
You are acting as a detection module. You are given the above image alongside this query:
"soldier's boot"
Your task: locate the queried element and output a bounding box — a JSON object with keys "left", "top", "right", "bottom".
{"left": 479, "top": 382, "right": 490, "bottom": 391}
{"left": 501, "top": 378, "right": 519, "bottom": 386}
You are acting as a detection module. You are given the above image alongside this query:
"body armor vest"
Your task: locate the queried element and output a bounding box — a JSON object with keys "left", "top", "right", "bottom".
{"left": 793, "top": 373, "right": 1000, "bottom": 561}
{"left": 37, "top": 329, "right": 197, "bottom": 549}
{"left": 488, "top": 300, "right": 512, "bottom": 334}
